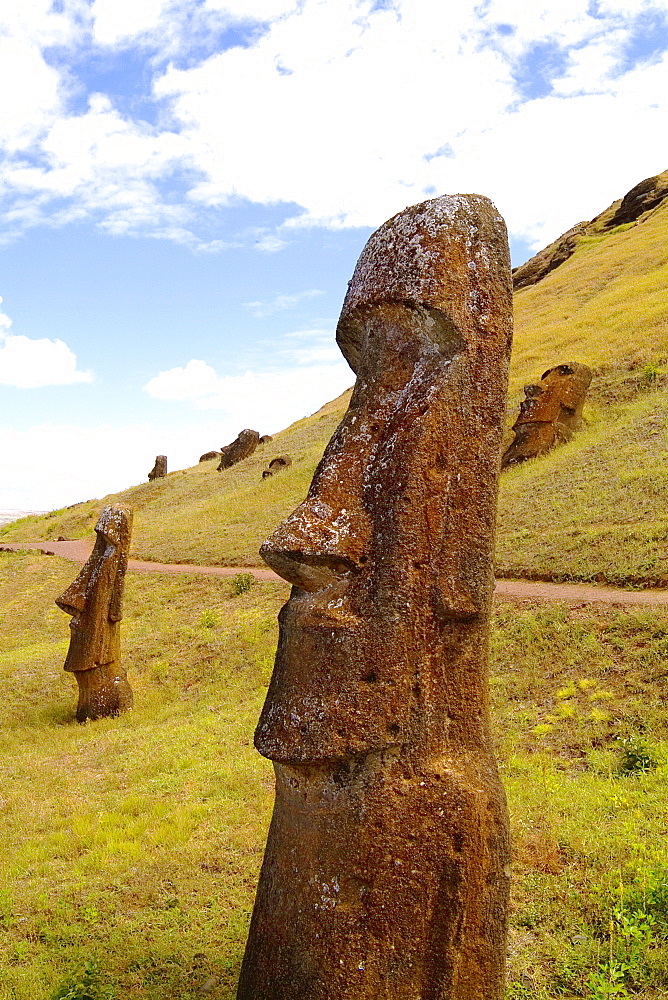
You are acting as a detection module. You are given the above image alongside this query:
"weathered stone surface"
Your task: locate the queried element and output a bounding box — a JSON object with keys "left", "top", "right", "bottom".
{"left": 199, "top": 450, "right": 221, "bottom": 462}
{"left": 262, "top": 455, "right": 293, "bottom": 479}
{"left": 259, "top": 434, "right": 273, "bottom": 444}
{"left": 237, "top": 194, "right": 513, "bottom": 1000}
{"left": 148, "top": 455, "right": 167, "bottom": 480}
{"left": 217, "top": 429, "right": 260, "bottom": 471}
{"left": 501, "top": 362, "right": 592, "bottom": 469}
{"left": 56, "top": 504, "right": 133, "bottom": 723}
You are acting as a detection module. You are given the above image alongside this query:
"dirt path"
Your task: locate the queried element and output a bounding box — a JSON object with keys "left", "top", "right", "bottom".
{"left": 3, "top": 539, "right": 668, "bottom": 606}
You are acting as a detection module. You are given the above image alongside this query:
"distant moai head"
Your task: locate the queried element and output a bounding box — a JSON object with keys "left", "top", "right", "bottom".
{"left": 56, "top": 504, "right": 133, "bottom": 721}
{"left": 502, "top": 361, "right": 592, "bottom": 468}
{"left": 217, "top": 429, "right": 260, "bottom": 471}
{"left": 148, "top": 455, "right": 167, "bottom": 480}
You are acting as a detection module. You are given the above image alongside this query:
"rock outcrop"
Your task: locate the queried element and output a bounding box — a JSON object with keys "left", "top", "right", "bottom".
{"left": 199, "top": 450, "right": 220, "bottom": 462}
{"left": 237, "top": 194, "right": 513, "bottom": 1000}
{"left": 148, "top": 455, "right": 167, "bottom": 480}
{"left": 502, "top": 362, "right": 592, "bottom": 469}
{"left": 56, "top": 505, "right": 134, "bottom": 723}
{"left": 261, "top": 455, "right": 292, "bottom": 479}
{"left": 217, "top": 429, "right": 260, "bottom": 471}
{"left": 513, "top": 169, "right": 668, "bottom": 291}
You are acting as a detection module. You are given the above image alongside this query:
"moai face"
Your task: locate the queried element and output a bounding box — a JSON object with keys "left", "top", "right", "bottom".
{"left": 501, "top": 362, "right": 592, "bottom": 468}
{"left": 258, "top": 196, "right": 513, "bottom": 764}
{"left": 238, "top": 195, "right": 513, "bottom": 1000}
{"left": 56, "top": 505, "right": 132, "bottom": 674}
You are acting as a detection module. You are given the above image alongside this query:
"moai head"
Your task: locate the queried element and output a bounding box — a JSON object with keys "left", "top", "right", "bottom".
{"left": 217, "top": 429, "right": 260, "bottom": 470}
{"left": 501, "top": 361, "right": 592, "bottom": 468}
{"left": 257, "top": 194, "right": 513, "bottom": 763}
{"left": 56, "top": 505, "right": 132, "bottom": 676}
{"left": 148, "top": 455, "right": 167, "bottom": 481}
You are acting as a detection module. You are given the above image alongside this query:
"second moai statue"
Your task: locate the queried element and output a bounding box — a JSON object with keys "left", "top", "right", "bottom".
{"left": 148, "top": 455, "right": 167, "bottom": 480}
{"left": 56, "top": 504, "right": 134, "bottom": 723}
{"left": 501, "top": 362, "right": 592, "bottom": 468}
{"left": 218, "top": 429, "right": 261, "bottom": 470}
{"left": 236, "top": 194, "right": 513, "bottom": 1000}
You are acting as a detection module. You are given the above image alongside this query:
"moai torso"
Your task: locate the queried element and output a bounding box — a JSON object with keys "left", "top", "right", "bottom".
{"left": 501, "top": 362, "right": 592, "bottom": 468}
{"left": 237, "top": 194, "right": 513, "bottom": 1000}
{"left": 56, "top": 504, "right": 133, "bottom": 722}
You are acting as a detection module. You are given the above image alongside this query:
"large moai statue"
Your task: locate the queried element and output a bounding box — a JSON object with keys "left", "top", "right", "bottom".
{"left": 148, "top": 455, "right": 167, "bottom": 480}
{"left": 56, "top": 504, "right": 134, "bottom": 723}
{"left": 236, "top": 194, "right": 513, "bottom": 1000}
{"left": 501, "top": 362, "right": 592, "bottom": 468}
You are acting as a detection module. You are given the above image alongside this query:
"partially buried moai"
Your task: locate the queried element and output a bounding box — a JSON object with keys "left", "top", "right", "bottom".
{"left": 56, "top": 504, "right": 134, "bottom": 723}
{"left": 148, "top": 455, "right": 167, "bottom": 480}
{"left": 501, "top": 362, "right": 592, "bottom": 468}
{"left": 236, "top": 194, "right": 513, "bottom": 1000}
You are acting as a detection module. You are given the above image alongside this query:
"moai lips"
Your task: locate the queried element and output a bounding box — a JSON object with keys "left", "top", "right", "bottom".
{"left": 56, "top": 504, "right": 133, "bottom": 723}
{"left": 237, "top": 194, "right": 513, "bottom": 1000}
{"left": 501, "top": 362, "right": 592, "bottom": 468}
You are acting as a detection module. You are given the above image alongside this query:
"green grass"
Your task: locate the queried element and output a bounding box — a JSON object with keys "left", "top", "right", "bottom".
{"left": 2, "top": 550, "right": 668, "bottom": 998}
{"left": 495, "top": 385, "right": 668, "bottom": 586}
{"left": 0, "top": 550, "right": 286, "bottom": 1000}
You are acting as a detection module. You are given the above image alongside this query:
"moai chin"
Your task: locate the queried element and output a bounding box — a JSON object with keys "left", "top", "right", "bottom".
{"left": 56, "top": 504, "right": 134, "bottom": 723}
{"left": 501, "top": 362, "right": 592, "bottom": 468}
{"left": 236, "top": 194, "right": 513, "bottom": 1000}
{"left": 148, "top": 455, "right": 167, "bottom": 480}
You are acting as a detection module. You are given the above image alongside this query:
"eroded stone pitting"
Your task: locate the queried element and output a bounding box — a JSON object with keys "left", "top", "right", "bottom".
{"left": 237, "top": 193, "right": 513, "bottom": 1000}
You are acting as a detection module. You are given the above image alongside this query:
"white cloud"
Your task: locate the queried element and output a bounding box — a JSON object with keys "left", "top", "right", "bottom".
{"left": 245, "top": 288, "right": 323, "bottom": 318}
{"left": 144, "top": 358, "right": 220, "bottom": 400}
{"left": 1, "top": 330, "right": 349, "bottom": 510}
{"left": 0, "top": 0, "right": 667, "bottom": 250}
{"left": 91, "top": 0, "right": 175, "bottom": 46}
{"left": 0, "top": 418, "right": 231, "bottom": 510}
{"left": 0, "top": 297, "right": 92, "bottom": 388}
{"left": 143, "top": 329, "right": 353, "bottom": 431}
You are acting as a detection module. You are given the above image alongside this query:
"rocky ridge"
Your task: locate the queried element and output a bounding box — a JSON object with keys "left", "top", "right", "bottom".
{"left": 513, "top": 168, "right": 668, "bottom": 290}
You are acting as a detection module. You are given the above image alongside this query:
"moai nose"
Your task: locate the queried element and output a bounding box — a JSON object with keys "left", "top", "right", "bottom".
{"left": 260, "top": 495, "right": 368, "bottom": 592}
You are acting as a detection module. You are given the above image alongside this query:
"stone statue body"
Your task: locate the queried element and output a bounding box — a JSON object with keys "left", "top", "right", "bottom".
{"left": 148, "top": 455, "right": 167, "bottom": 480}
{"left": 56, "top": 504, "right": 133, "bottom": 723}
{"left": 501, "top": 362, "right": 592, "bottom": 468}
{"left": 237, "top": 195, "right": 513, "bottom": 1000}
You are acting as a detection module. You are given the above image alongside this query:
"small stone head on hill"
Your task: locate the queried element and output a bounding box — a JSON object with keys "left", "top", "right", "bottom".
{"left": 502, "top": 362, "right": 592, "bottom": 468}
{"left": 148, "top": 455, "right": 167, "bottom": 480}
{"left": 217, "top": 429, "right": 260, "bottom": 471}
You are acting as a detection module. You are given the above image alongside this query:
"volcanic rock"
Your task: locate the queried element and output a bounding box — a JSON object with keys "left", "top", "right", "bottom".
{"left": 217, "top": 429, "right": 260, "bottom": 471}
{"left": 237, "top": 193, "right": 513, "bottom": 1000}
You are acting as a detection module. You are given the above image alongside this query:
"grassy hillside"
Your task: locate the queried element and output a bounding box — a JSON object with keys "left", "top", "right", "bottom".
{"left": 3, "top": 177, "right": 668, "bottom": 586}
{"left": 1, "top": 550, "right": 667, "bottom": 998}
{"left": 0, "top": 392, "right": 351, "bottom": 567}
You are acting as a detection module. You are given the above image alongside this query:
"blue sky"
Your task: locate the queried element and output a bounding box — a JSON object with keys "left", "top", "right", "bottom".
{"left": 1, "top": 0, "right": 667, "bottom": 511}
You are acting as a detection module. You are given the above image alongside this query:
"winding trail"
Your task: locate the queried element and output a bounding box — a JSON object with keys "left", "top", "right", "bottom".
{"left": 2, "top": 539, "right": 668, "bottom": 607}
